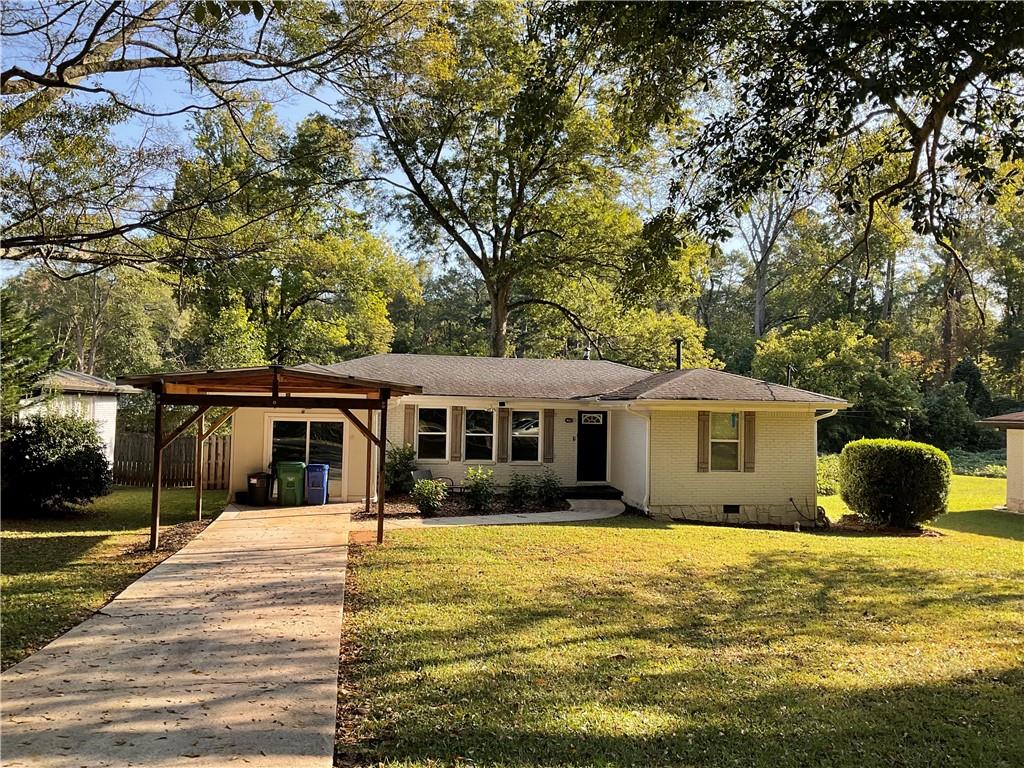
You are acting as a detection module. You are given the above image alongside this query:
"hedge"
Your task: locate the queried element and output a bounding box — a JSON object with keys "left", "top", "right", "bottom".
{"left": 839, "top": 439, "right": 951, "bottom": 528}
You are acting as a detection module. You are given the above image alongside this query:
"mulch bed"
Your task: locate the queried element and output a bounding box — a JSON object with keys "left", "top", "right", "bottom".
{"left": 827, "top": 514, "right": 943, "bottom": 537}
{"left": 124, "top": 519, "right": 212, "bottom": 555}
{"left": 350, "top": 493, "right": 570, "bottom": 521}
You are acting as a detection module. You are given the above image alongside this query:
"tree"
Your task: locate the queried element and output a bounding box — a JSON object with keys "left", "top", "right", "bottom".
{"left": 0, "top": 288, "right": 55, "bottom": 420}
{"left": 340, "top": 2, "right": 684, "bottom": 355}
{"left": 565, "top": 2, "right": 1024, "bottom": 262}
{"left": 753, "top": 320, "right": 922, "bottom": 450}
{"left": 1, "top": 1, "right": 405, "bottom": 269}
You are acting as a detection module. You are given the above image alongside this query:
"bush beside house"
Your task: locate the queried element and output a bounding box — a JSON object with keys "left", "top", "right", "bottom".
{"left": 839, "top": 439, "right": 951, "bottom": 528}
{"left": 1, "top": 414, "right": 112, "bottom": 513}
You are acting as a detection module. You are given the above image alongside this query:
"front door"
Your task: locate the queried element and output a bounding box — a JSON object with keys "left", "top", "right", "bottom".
{"left": 576, "top": 411, "right": 608, "bottom": 482}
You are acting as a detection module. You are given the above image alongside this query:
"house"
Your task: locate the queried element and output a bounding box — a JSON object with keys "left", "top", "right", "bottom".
{"left": 19, "top": 370, "right": 138, "bottom": 465}
{"left": 224, "top": 354, "right": 847, "bottom": 526}
{"left": 977, "top": 411, "right": 1024, "bottom": 513}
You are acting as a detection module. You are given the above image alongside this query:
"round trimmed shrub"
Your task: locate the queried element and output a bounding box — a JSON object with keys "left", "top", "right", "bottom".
{"left": 411, "top": 478, "right": 447, "bottom": 516}
{"left": 839, "top": 439, "right": 951, "bottom": 528}
{"left": 1, "top": 414, "right": 112, "bottom": 514}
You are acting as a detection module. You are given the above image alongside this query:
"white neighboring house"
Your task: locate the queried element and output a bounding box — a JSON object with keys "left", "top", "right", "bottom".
{"left": 977, "top": 411, "right": 1024, "bottom": 513}
{"left": 19, "top": 370, "right": 138, "bottom": 465}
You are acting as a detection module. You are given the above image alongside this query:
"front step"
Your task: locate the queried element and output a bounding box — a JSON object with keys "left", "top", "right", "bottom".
{"left": 564, "top": 484, "right": 623, "bottom": 500}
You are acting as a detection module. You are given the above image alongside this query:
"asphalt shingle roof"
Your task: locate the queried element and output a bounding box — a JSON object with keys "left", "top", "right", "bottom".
{"left": 599, "top": 368, "right": 848, "bottom": 405}
{"left": 39, "top": 369, "right": 139, "bottom": 395}
{"left": 325, "top": 354, "right": 651, "bottom": 399}
{"left": 977, "top": 410, "right": 1024, "bottom": 429}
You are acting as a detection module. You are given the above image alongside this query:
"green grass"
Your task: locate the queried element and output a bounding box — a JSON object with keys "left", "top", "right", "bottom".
{"left": 1, "top": 486, "right": 226, "bottom": 669}
{"left": 339, "top": 475, "right": 1023, "bottom": 768}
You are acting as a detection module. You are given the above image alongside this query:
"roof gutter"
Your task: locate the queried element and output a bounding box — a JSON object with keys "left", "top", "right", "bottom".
{"left": 815, "top": 409, "right": 839, "bottom": 421}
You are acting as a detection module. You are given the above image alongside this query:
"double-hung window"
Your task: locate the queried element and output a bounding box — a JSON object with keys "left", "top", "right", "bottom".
{"left": 464, "top": 409, "right": 495, "bottom": 461}
{"left": 510, "top": 410, "right": 540, "bottom": 462}
{"left": 709, "top": 412, "right": 740, "bottom": 471}
{"left": 417, "top": 407, "right": 448, "bottom": 460}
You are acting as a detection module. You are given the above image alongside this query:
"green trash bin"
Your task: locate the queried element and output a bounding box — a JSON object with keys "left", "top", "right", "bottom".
{"left": 276, "top": 461, "right": 306, "bottom": 506}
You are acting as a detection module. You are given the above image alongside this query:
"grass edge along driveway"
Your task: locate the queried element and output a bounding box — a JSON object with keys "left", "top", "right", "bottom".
{"left": 1, "top": 486, "right": 226, "bottom": 669}
{"left": 338, "top": 475, "right": 1023, "bottom": 768}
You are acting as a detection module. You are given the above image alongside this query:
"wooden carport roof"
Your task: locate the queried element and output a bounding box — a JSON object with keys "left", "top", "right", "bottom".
{"left": 116, "top": 365, "right": 423, "bottom": 550}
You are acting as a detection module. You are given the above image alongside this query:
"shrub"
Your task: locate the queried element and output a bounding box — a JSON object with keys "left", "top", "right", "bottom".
{"left": 506, "top": 472, "right": 534, "bottom": 509}
{"left": 1, "top": 414, "right": 112, "bottom": 513}
{"left": 839, "top": 439, "right": 951, "bottom": 528}
{"left": 946, "top": 448, "right": 1007, "bottom": 478}
{"left": 816, "top": 454, "right": 841, "bottom": 495}
{"left": 918, "top": 382, "right": 978, "bottom": 449}
{"left": 411, "top": 478, "right": 447, "bottom": 516}
{"left": 533, "top": 468, "right": 563, "bottom": 508}
{"left": 463, "top": 466, "right": 496, "bottom": 512}
{"left": 384, "top": 444, "right": 417, "bottom": 496}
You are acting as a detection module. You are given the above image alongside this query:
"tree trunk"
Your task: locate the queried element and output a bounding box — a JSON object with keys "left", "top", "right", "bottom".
{"left": 753, "top": 258, "right": 768, "bottom": 338}
{"left": 880, "top": 250, "right": 896, "bottom": 362}
{"left": 487, "top": 282, "right": 511, "bottom": 357}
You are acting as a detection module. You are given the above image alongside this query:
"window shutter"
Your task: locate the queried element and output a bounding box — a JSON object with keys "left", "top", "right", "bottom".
{"left": 542, "top": 409, "right": 555, "bottom": 463}
{"left": 496, "top": 407, "right": 510, "bottom": 462}
{"left": 403, "top": 404, "right": 416, "bottom": 448}
{"left": 743, "top": 411, "right": 756, "bottom": 472}
{"left": 450, "top": 406, "right": 464, "bottom": 462}
{"left": 697, "top": 410, "right": 710, "bottom": 472}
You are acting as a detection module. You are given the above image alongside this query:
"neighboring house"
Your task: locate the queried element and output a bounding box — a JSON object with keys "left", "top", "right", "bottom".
{"left": 977, "top": 411, "right": 1024, "bottom": 513}
{"left": 19, "top": 370, "right": 137, "bottom": 464}
{"left": 229, "top": 354, "right": 847, "bottom": 526}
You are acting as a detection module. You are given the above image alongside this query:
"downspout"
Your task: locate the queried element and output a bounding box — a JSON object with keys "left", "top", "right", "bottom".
{"left": 815, "top": 409, "right": 838, "bottom": 421}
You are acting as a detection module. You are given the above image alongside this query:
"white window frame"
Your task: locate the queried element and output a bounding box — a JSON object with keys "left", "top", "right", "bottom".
{"left": 510, "top": 409, "right": 542, "bottom": 464}
{"left": 709, "top": 411, "right": 742, "bottom": 472}
{"left": 463, "top": 408, "right": 496, "bottom": 463}
{"left": 416, "top": 405, "right": 449, "bottom": 462}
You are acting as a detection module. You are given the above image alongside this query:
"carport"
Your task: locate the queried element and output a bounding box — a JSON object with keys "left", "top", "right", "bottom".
{"left": 117, "top": 365, "right": 422, "bottom": 549}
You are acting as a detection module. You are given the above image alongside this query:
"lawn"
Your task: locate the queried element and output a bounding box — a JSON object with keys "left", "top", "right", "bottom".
{"left": 338, "top": 475, "right": 1023, "bottom": 768}
{"left": 1, "top": 486, "right": 226, "bottom": 669}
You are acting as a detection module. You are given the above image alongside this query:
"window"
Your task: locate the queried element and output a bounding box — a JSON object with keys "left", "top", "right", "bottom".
{"left": 417, "top": 407, "right": 448, "bottom": 460}
{"left": 272, "top": 420, "right": 344, "bottom": 479}
{"left": 710, "top": 412, "right": 740, "bottom": 471}
{"left": 511, "top": 410, "right": 540, "bottom": 462}
{"left": 464, "top": 409, "right": 494, "bottom": 461}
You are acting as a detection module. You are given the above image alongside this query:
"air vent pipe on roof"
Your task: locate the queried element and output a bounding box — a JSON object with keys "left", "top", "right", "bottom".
{"left": 673, "top": 338, "right": 683, "bottom": 370}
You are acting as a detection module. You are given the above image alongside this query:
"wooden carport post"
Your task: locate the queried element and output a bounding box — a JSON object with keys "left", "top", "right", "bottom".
{"left": 377, "top": 389, "right": 390, "bottom": 544}
{"left": 149, "top": 393, "right": 164, "bottom": 551}
{"left": 194, "top": 412, "right": 205, "bottom": 521}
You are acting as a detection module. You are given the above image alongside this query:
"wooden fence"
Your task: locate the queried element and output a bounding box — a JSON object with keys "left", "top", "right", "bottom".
{"left": 113, "top": 432, "right": 231, "bottom": 489}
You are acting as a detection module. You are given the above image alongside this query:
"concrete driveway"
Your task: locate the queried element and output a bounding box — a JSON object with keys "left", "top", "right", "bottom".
{"left": 1, "top": 503, "right": 351, "bottom": 768}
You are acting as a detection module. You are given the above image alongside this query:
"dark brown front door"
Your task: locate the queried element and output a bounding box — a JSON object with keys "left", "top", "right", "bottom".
{"left": 576, "top": 411, "right": 608, "bottom": 482}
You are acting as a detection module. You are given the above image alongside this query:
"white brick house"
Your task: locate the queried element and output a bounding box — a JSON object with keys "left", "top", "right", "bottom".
{"left": 226, "top": 355, "right": 847, "bottom": 527}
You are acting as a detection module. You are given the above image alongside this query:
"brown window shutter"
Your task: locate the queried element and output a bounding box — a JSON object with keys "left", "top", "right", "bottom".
{"left": 697, "top": 410, "right": 710, "bottom": 472}
{"left": 542, "top": 409, "right": 555, "bottom": 463}
{"left": 496, "top": 407, "right": 510, "bottom": 462}
{"left": 743, "top": 411, "right": 756, "bottom": 472}
{"left": 403, "top": 404, "right": 416, "bottom": 448}
{"left": 450, "top": 406, "right": 464, "bottom": 462}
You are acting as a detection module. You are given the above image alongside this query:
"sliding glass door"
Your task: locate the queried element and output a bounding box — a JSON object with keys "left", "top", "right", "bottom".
{"left": 271, "top": 419, "right": 344, "bottom": 496}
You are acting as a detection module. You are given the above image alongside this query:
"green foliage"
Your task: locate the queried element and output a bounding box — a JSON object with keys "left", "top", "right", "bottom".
{"left": 0, "top": 289, "right": 54, "bottom": 421}
{"left": 753, "top": 321, "right": 921, "bottom": 450}
{"left": 1, "top": 414, "right": 112, "bottom": 513}
{"left": 384, "top": 444, "right": 417, "bottom": 496}
{"left": 411, "top": 478, "right": 447, "bottom": 516}
{"left": 506, "top": 473, "right": 534, "bottom": 509}
{"left": 533, "top": 468, "right": 564, "bottom": 508}
{"left": 946, "top": 448, "right": 1007, "bottom": 479}
{"left": 816, "top": 454, "right": 841, "bottom": 496}
{"left": 918, "top": 383, "right": 979, "bottom": 450}
{"left": 463, "top": 466, "right": 496, "bottom": 512}
{"left": 839, "top": 439, "right": 951, "bottom": 528}
{"left": 951, "top": 359, "right": 994, "bottom": 417}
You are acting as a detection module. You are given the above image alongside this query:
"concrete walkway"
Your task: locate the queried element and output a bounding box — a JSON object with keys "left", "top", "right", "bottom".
{"left": 1, "top": 503, "right": 351, "bottom": 768}
{"left": 348, "top": 498, "right": 625, "bottom": 532}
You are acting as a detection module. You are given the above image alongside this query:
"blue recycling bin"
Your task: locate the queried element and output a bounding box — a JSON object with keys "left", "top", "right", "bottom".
{"left": 305, "top": 463, "right": 330, "bottom": 506}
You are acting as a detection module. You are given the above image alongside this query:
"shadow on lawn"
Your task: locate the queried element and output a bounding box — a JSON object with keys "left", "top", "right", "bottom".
{"left": 0, "top": 533, "right": 111, "bottom": 575}
{"left": 931, "top": 508, "right": 1024, "bottom": 541}
{"left": 340, "top": 540, "right": 1024, "bottom": 768}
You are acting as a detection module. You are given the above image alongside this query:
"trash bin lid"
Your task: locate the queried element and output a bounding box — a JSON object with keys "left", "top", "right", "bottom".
{"left": 306, "top": 463, "right": 330, "bottom": 472}
{"left": 276, "top": 461, "right": 306, "bottom": 471}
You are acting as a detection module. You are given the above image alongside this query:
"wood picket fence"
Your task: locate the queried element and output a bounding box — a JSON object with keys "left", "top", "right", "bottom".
{"left": 113, "top": 431, "right": 231, "bottom": 489}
